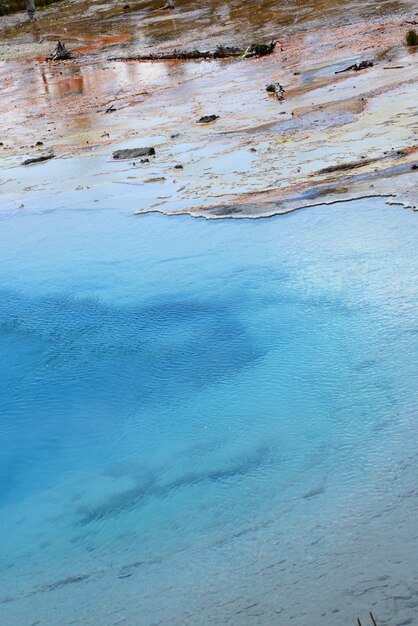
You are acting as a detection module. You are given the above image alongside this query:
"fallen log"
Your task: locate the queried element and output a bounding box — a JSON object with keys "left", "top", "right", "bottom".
{"left": 242, "top": 42, "right": 277, "bottom": 58}
{"left": 335, "top": 60, "right": 373, "bottom": 74}
{"left": 197, "top": 115, "right": 219, "bottom": 124}
{"left": 22, "top": 153, "right": 55, "bottom": 165}
{"left": 109, "top": 42, "right": 277, "bottom": 62}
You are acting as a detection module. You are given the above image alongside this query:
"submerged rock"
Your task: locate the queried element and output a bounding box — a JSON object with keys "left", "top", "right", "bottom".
{"left": 113, "top": 147, "right": 155, "bottom": 159}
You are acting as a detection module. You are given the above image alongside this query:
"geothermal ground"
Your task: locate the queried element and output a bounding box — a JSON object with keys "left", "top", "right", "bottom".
{"left": 1, "top": 0, "right": 417, "bottom": 217}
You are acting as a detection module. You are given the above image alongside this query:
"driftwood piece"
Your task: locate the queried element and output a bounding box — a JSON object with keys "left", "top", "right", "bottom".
{"left": 109, "top": 47, "right": 238, "bottom": 62}
{"left": 46, "top": 41, "right": 73, "bottom": 61}
{"left": 22, "top": 153, "right": 55, "bottom": 165}
{"left": 109, "top": 42, "right": 276, "bottom": 62}
{"left": 27, "top": 0, "right": 36, "bottom": 19}
{"left": 335, "top": 60, "right": 373, "bottom": 74}
{"left": 357, "top": 612, "right": 379, "bottom": 626}
{"left": 242, "top": 41, "right": 277, "bottom": 58}
{"left": 197, "top": 115, "right": 219, "bottom": 124}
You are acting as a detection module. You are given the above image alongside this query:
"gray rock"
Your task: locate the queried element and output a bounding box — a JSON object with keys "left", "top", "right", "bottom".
{"left": 113, "top": 147, "right": 155, "bottom": 159}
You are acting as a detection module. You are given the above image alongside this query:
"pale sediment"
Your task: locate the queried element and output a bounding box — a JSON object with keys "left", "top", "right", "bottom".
{"left": 135, "top": 158, "right": 418, "bottom": 219}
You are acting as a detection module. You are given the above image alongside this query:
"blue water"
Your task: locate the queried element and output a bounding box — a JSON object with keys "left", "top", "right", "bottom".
{"left": 1, "top": 202, "right": 418, "bottom": 625}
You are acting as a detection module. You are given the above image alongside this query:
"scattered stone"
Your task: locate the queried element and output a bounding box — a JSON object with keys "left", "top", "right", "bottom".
{"left": 250, "top": 148, "right": 257, "bottom": 152}
{"left": 35, "top": 141, "right": 44, "bottom": 146}
{"left": 406, "top": 29, "right": 418, "bottom": 46}
{"left": 197, "top": 115, "right": 219, "bottom": 124}
{"left": 46, "top": 41, "right": 73, "bottom": 61}
{"left": 141, "top": 158, "right": 150, "bottom": 163}
{"left": 162, "top": 0, "right": 174, "bottom": 8}
{"left": 22, "top": 153, "right": 55, "bottom": 165}
{"left": 113, "top": 147, "right": 155, "bottom": 159}
{"left": 335, "top": 60, "right": 373, "bottom": 74}
{"left": 123, "top": 4, "right": 130, "bottom": 9}
{"left": 174, "top": 164, "right": 183, "bottom": 169}
{"left": 412, "top": 164, "right": 418, "bottom": 170}
{"left": 266, "top": 82, "right": 285, "bottom": 100}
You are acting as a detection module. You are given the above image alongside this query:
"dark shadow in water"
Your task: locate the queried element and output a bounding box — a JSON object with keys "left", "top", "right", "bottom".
{"left": 0, "top": 288, "right": 266, "bottom": 504}
{"left": 75, "top": 442, "right": 276, "bottom": 526}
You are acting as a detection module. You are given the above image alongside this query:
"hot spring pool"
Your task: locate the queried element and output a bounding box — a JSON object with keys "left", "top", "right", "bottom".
{"left": 1, "top": 200, "right": 418, "bottom": 625}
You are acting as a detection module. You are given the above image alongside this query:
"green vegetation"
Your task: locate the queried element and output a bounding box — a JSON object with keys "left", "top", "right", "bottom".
{"left": 406, "top": 29, "right": 418, "bottom": 46}
{"left": 0, "top": 0, "right": 62, "bottom": 17}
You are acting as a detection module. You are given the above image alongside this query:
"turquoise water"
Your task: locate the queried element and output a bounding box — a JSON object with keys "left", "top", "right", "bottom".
{"left": 1, "top": 201, "right": 418, "bottom": 625}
